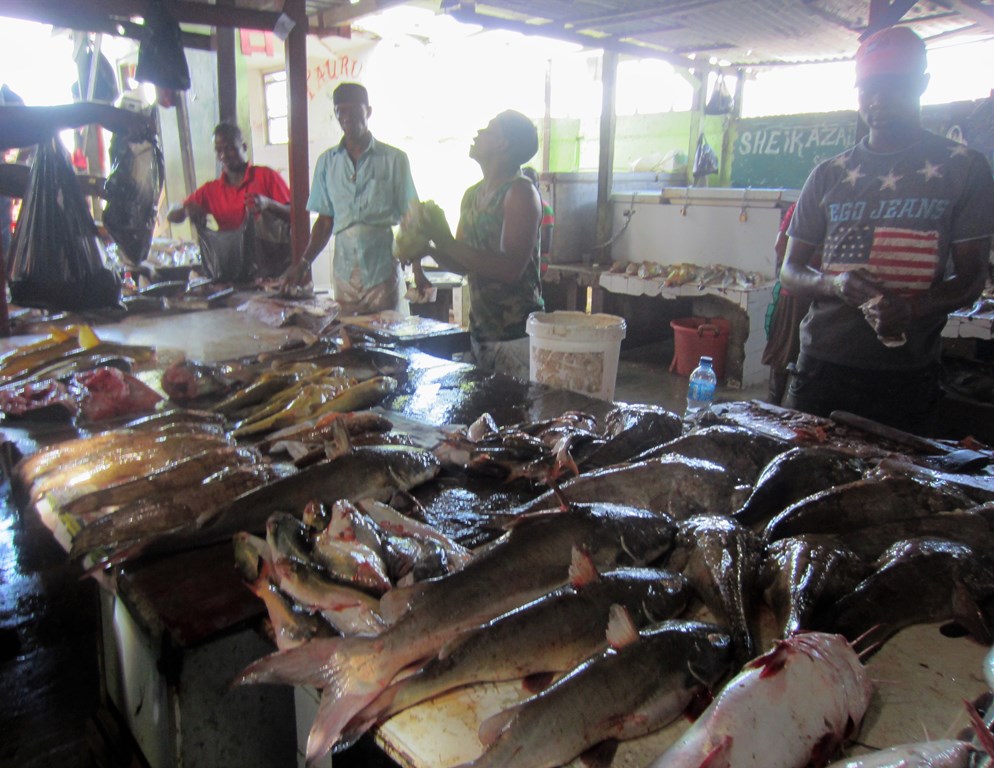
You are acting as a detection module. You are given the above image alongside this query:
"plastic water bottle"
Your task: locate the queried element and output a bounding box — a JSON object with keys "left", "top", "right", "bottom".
{"left": 685, "top": 355, "right": 717, "bottom": 420}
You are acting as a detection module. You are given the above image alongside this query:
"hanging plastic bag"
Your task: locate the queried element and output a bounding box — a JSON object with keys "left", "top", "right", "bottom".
{"left": 135, "top": 0, "right": 191, "bottom": 91}
{"left": 693, "top": 133, "right": 720, "bottom": 183}
{"left": 253, "top": 209, "right": 292, "bottom": 278}
{"left": 103, "top": 114, "right": 165, "bottom": 266}
{"left": 704, "top": 75, "right": 733, "bottom": 115}
{"left": 197, "top": 215, "right": 257, "bottom": 283}
{"left": 7, "top": 138, "right": 121, "bottom": 311}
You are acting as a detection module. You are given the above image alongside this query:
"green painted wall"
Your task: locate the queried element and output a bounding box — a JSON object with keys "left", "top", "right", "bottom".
{"left": 546, "top": 98, "right": 994, "bottom": 190}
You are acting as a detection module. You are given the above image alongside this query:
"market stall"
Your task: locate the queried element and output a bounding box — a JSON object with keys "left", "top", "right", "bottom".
{"left": 3, "top": 298, "right": 994, "bottom": 768}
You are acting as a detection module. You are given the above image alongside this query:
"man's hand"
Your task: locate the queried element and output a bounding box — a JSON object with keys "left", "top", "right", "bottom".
{"left": 279, "top": 259, "right": 312, "bottom": 296}
{"left": 185, "top": 202, "right": 207, "bottom": 228}
{"left": 861, "top": 293, "right": 914, "bottom": 338}
{"left": 245, "top": 193, "right": 270, "bottom": 215}
{"left": 830, "top": 268, "right": 886, "bottom": 307}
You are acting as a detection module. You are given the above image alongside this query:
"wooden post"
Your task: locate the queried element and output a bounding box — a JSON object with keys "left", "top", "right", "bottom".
{"left": 283, "top": 0, "right": 311, "bottom": 264}
{"left": 216, "top": 0, "right": 237, "bottom": 124}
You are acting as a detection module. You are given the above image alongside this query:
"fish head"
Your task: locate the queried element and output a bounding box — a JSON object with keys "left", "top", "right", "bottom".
{"left": 584, "top": 503, "right": 677, "bottom": 568}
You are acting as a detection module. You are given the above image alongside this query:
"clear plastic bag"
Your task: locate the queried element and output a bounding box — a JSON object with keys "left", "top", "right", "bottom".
{"left": 7, "top": 138, "right": 121, "bottom": 311}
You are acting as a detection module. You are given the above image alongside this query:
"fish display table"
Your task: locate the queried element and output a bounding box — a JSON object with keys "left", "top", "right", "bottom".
{"left": 6, "top": 307, "right": 994, "bottom": 768}
{"left": 345, "top": 311, "right": 471, "bottom": 361}
{"left": 364, "top": 621, "right": 990, "bottom": 767}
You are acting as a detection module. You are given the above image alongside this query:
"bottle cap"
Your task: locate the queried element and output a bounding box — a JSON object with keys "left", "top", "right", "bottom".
{"left": 700, "top": 356, "right": 712, "bottom": 364}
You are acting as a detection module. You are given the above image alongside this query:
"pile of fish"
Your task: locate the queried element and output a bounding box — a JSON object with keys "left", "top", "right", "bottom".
{"left": 10, "top": 324, "right": 994, "bottom": 766}
{"left": 0, "top": 325, "right": 160, "bottom": 423}
{"left": 607, "top": 260, "right": 767, "bottom": 290}
{"left": 13, "top": 342, "right": 422, "bottom": 568}
{"left": 229, "top": 405, "right": 994, "bottom": 766}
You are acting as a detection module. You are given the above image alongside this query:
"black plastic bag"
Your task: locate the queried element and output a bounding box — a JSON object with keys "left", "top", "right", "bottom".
{"left": 704, "top": 75, "right": 733, "bottom": 115}
{"left": 253, "top": 210, "right": 292, "bottom": 278}
{"left": 103, "top": 117, "right": 165, "bottom": 266}
{"left": 197, "top": 215, "right": 257, "bottom": 283}
{"left": 8, "top": 139, "right": 121, "bottom": 311}
{"left": 135, "top": 0, "right": 191, "bottom": 91}
{"left": 693, "top": 133, "right": 720, "bottom": 183}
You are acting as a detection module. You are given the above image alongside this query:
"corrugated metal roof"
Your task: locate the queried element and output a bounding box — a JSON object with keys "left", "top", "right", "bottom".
{"left": 435, "top": 0, "right": 994, "bottom": 69}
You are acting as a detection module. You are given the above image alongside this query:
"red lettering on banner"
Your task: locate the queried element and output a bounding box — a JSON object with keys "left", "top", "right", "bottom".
{"left": 240, "top": 29, "right": 274, "bottom": 57}
{"left": 306, "top": 56, "right": 364, "bottom": 100}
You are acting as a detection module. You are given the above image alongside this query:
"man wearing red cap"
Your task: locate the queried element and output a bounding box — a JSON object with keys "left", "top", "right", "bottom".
{"left": 780, "top": 26, "right": 994, "bottom": 434}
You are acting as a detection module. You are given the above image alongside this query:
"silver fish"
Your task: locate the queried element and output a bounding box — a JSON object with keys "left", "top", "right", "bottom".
{"left": 236, "top": 502, "right": 678, "bottom": 764}
{"left": 345, "top": 567, "right": 692, "bottom": 741}
{"left": 459, "top": 618, "right": 733, "bottom": 768}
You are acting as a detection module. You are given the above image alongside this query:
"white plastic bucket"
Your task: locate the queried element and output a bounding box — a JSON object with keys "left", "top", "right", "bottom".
{"left": 526, "top": 311, "right": 627, "bottom": 401}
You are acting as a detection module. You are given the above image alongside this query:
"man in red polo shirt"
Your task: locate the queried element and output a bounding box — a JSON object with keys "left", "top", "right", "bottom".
{"left": 168, "top": 121, "right": 291, "bottom": 276}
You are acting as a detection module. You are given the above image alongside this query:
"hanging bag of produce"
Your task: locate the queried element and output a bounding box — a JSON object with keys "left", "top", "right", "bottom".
{"left": 196, "top": 214, "right": 257, "bottom": 283}
{"left": 103, "top": 112, "right": 164, "bottom": 266}
{"left": 7, "top": 138, "right": 122, "bottom": 311}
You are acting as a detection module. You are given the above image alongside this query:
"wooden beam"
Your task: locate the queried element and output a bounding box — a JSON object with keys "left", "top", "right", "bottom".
{"left": 864, "top": 0, "right": 919, "bottom": 37}
{"left": 309, "top": 0, "right": 408, "bottom": 27}
{"left": 0, "top": 0, "right": 284, "bottom": 32}
{"left": 283, "top": 0, "right": 311, "bottom": 264}
{"left": 0, "top": 1, "right": 213, "bottom": 47}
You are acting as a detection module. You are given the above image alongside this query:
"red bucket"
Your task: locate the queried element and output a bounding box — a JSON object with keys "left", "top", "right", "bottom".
{"left": 669, "top": 316, "right": 730, "bottom": 379}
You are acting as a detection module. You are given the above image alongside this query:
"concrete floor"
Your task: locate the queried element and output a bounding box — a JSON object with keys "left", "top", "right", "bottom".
{"left": 612, "top": 340, "right": 769, "bottom": 414}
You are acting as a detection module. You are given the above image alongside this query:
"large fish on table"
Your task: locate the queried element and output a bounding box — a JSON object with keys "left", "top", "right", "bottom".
{"left": 69, "top": 463, "right": 286, "bottom": 562}
{"left": 235, "top": 502, "right": 678, "bottom": 764}
{"left": 650, "top": 632, "right": 872, "bottom": 768}
{"left": 760, "top": 535, "right": 868, "bottom": 639}
{"left": 457, "top": 618, "right": 734, "bottom": 768}
{"left": 826, "top": 537, "right": 994, "bottom": 649}
{"left": 575, "top": 404, "right": 683, "bottom": 470}
{"left": 343, "top": 566, "right": 693, "bottom": 744}
{"left": 141, "top": 445, "right": 440, "bottom": 556}
{"left": 519, "top": 455, "right": 748, "bottom": 520}
{"left": 55, "top": 444, "right": 261, "bottom": 518}
{"left": 669, "top": 515, "right": 761, "bottom": 664}
{"left": 634, "top": 425, "right": 791, "bottom": 485}
{"left": 764, "top": 475, "right": 976, "bottom": 544}
{"left": 26, "top": 430, "right": 232, "bottom": 505}
{"left": 734, "top": 446, "right": 868, "bottom": 526}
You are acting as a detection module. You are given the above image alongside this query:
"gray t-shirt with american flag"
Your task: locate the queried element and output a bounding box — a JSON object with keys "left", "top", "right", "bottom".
{"left": 788, "top": 130, "right": 994, "bottom": 370}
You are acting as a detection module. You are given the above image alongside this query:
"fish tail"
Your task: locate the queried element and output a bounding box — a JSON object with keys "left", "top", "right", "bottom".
{"left": 235, "top": 638, "right": 347, "bottom": 688}
{"left": 306, "top": 687, "right": 383, "bottom": 765}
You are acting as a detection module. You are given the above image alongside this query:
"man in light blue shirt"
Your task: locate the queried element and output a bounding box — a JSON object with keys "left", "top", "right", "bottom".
{"left": 280, "top": 82, "right": 418, "bottom": 315}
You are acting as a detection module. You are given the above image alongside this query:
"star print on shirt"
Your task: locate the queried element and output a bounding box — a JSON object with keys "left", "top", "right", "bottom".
{"left": 878, "top": 170, "right": 902, "bottom": 192}
{"left": 831, "top": 154, "right": 850, "bottom": 169}
{"left": 918, "top": 159, "right": 943, "bottom": 181}
{"left": 844, "top": 165, "right": 865, "bottom": 186}
{"left": 949, "top": 144, "right": 969, "bottom": 158}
